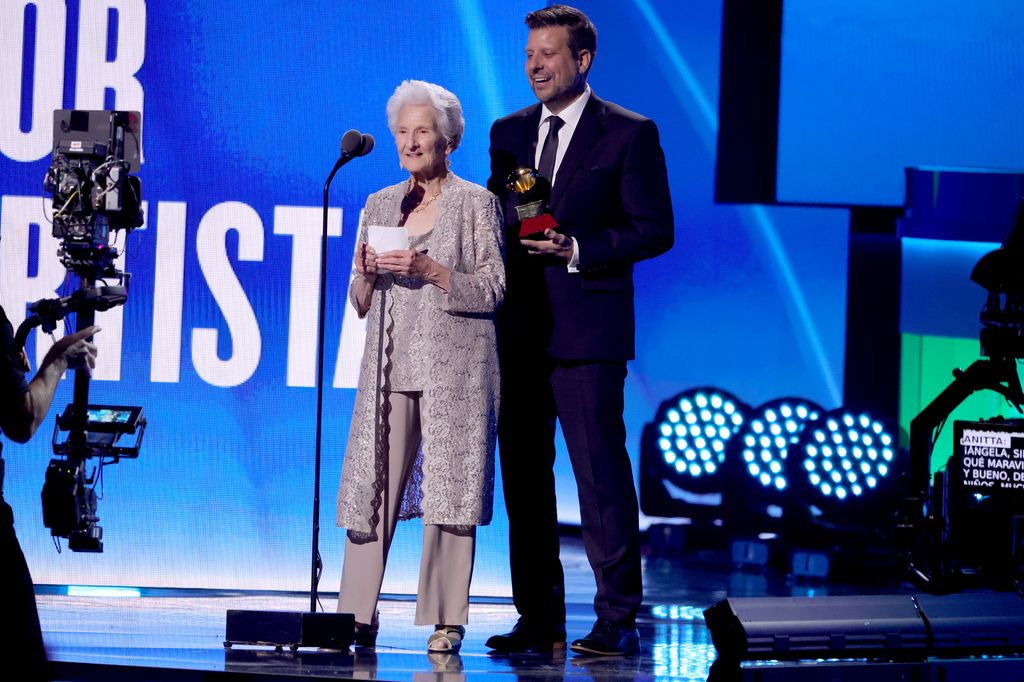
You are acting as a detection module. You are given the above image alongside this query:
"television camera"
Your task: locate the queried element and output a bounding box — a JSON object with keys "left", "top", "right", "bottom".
{"left": 14, "top": 110, "right": 147, "bottom": 552}
{"left": 899, "top": 199, "right": 1024, "bottom": 592}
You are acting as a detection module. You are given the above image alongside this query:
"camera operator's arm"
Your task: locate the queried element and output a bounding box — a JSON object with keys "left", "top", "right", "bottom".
{"left": 2, "top": 326, "right": 100, "bottom": 443}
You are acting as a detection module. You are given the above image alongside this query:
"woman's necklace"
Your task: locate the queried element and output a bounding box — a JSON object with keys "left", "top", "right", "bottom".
{"left": 407, "top": 176, "right": 446, "bottom": 214}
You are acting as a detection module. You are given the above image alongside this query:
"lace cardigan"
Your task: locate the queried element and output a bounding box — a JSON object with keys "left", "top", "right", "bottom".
{"left": 336, "top": 175, "right": 505, "bottom": 536}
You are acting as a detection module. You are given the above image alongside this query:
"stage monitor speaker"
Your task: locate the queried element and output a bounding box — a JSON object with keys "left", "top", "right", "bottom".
{"left": 704, "top": 593, "right": 1024, "bottom": 661}
{"left": 704, "top": 595, "right": 927, "bottom": 660}
{"left": 916, "top": 593, "right": 1024, "bottom": 654}
{"left": 224, "top": 610, "right": 354, "bottom": 651}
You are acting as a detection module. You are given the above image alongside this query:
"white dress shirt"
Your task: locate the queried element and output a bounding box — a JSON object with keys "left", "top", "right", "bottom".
{"left": 534, "top": 85, "right": 592, "bottom": 272}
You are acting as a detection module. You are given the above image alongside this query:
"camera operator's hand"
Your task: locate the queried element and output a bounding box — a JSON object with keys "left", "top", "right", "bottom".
{"left": 52, "top": 326, "right": 100, "bottom": 377}
{"left": 5, "top": 326, "right": 103, "bottom": 443}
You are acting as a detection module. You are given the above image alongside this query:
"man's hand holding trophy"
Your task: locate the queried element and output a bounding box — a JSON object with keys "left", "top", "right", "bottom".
{"left": 506, "top": 167, "right": 558, "bottom": 239}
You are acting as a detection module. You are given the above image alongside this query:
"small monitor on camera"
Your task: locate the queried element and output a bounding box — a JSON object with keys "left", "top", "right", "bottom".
{"left": 57, "top": 403, "right": 144, "bottom": 435}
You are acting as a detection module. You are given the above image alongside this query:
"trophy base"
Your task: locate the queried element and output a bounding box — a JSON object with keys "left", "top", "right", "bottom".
{"left": 519, "top": 214, "right": 558, "bottom": 239}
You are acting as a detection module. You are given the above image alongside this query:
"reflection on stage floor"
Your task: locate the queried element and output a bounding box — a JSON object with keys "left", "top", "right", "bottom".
{"left": 38, "top": 535, "right": 1024, "bottom": 681}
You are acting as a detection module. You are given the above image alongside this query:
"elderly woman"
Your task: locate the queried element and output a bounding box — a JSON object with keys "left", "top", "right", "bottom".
{"left": 335, "top": 80, "right": 504, "bottom": 653}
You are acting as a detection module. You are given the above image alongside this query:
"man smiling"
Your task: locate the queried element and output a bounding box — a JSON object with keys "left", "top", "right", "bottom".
{"left": 487, "top": 4, "right": 674, "bottom": 658}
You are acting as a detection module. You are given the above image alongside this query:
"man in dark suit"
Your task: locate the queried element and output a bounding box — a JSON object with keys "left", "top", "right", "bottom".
{"left": 486, "top": 4, "right": 674, "bottom": 657}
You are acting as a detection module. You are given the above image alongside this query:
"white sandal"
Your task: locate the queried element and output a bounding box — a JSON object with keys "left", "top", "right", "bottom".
{"left": 427, "top": 625, "right": 465, "bottom": 652}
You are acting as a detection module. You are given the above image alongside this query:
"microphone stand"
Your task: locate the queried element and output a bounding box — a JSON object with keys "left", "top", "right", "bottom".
{"left": 225, "top": 138, "right": 367, "bottom": 652}
{"left": 310, "top": 151, "right": 358, "bottom": 610}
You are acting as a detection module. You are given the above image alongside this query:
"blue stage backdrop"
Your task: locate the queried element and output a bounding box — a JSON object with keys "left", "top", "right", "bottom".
{"left": 777, "top": 0, "right": 1024, "bottom": 206}
{"left": 3, "top": 0, "right": 853, "bottom": 593}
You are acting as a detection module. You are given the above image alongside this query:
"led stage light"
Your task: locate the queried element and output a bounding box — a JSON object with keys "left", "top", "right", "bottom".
{"left": 792, "top": 408, "right": 900, "bottom": 514}
{"left": 734, "top": 398, "right": 824, "bottom": 495}
{"left": 641, "top": 387, "right": 750, "bottom": 521}
{"left": 780, "top": 407, "right": 907, "bottom": 577}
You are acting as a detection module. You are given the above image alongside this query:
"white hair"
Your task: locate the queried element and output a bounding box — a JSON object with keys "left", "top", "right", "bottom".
{"left": 386, "top": 80, "right": 465, "bottom": 151}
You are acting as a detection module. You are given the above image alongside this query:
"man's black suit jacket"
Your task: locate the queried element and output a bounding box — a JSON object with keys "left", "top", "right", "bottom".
{"left": 488, "top": 94, "right": 674, "bottom": 362}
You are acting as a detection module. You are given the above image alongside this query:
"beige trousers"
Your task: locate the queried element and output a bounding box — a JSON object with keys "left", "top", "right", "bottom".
{"left": 337, "top": 391, "right": 476, "bottom": 626}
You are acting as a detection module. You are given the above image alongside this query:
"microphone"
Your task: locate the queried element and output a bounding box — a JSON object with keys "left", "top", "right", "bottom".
{"left": 326, "top": 128, "right": 371, "bottom": 188}
{"left": 358, "top": 133, "right": 375, "bottom": 157}
{"left": 340, "top": 129, "right": 364, "bottom": 157}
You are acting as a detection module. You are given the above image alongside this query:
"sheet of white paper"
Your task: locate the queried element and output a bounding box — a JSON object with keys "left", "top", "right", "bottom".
{"left": 367, "top": 225, "right": 409, "bottom": 254}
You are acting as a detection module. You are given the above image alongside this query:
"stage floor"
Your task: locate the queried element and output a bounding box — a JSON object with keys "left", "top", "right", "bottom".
{"left": 37, "top": 535, "right": 1024, "bottom": 681}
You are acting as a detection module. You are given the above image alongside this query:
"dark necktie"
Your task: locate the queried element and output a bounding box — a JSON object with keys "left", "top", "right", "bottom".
{"left": 537, "top": 115, "right": 564, "bottom": 184}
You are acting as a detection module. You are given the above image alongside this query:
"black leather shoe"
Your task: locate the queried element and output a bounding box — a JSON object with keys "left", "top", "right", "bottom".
{"left": 485, "top": 618, "right": 567, "bottom": 652}
{"left": 569, "top": 620, "right": 640, "bottom": 656}
{"left": 353, "top": 612, "right": 379, "bottom": 649}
